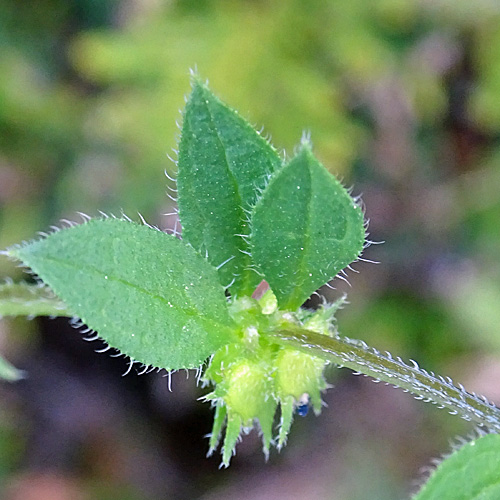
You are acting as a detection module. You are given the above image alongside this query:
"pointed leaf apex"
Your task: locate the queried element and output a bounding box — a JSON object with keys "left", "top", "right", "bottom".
{"left": 189, "top": 72, "right": 209, "bottom": 93}
{"left": 299, "top": 131, "right": 313, "bottom": 150}
{"left": 188, "top": 66, "right": 204, "bottom": 85}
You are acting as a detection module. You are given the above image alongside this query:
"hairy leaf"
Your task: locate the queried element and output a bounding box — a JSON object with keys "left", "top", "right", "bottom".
{"left": 414, "top": 434, "right": 500, "bottom": 500}
{"left": 178, "top": 79, "right": 281, "bottom": 297}
{"left": 8, "top": 219, "right": 236, "bottom": 370}
{"left": 251, "top": 144, "right": 364, "bottom": 309}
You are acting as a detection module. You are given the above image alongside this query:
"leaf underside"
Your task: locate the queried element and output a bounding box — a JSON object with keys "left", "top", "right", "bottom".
{"left": 177, "top": 79, "right": 281, "bottom": 297}
{"left": 251, "top": 145, "right": 365, "bottom": 309}
{"left": 8, "top": 219, "right": 236, "bottom": 370}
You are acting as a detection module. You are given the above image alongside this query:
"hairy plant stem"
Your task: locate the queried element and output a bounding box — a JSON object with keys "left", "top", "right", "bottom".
{"left": 268, "top": 327, "right": 500, "bottom": 433}
{"left": 0, "top": 282, "right": 68, "bottom": 317}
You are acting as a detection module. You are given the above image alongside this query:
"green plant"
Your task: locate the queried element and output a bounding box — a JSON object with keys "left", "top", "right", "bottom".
{"left": 1, "top": 76, "right": 500, "bottom": 495}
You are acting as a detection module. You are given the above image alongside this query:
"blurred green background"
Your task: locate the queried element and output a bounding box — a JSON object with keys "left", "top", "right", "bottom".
{"left": 2, "top": 0, "right": 500, "bottom": 498}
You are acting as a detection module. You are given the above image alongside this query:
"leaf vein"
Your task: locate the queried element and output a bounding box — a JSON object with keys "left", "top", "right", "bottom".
{"left": 34, "top": 255, "right": 232, "bottom": 332}
{"left": 200, "top": 96, "right": 253, "bottom": 287}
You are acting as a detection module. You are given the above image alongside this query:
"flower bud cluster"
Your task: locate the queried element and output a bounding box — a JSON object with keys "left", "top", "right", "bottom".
{"left": 203, "top": 291, "right": 343, "bottom": 466}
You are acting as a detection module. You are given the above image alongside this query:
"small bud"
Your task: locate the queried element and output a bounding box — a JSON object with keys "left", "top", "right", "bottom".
{"left": 204, "top": 298, "right": 339, "bottom": 466}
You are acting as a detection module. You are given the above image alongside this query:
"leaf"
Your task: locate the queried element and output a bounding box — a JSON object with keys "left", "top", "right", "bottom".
{"left": 251, "top": 143, "right": 364, "bottom": 309}
{"left": 0, "top": 355, "right": 25, "bottom": 382}
{"left": 7, "top": 219, "right": 236, "bottom": 370}
{"left": 177, "top": 78, "right": 281, "bottom": 297}
{"left": 0, "top": 282, "right": 68, "bottom": 317}
{"left": 414, "top": 434, "right": 500, "bottom": 500}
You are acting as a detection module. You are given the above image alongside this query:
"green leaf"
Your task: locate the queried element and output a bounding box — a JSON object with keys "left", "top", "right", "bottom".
{"left": 414, "top": 434, "right": 500, "bottom": 500}
{"left": 177, "top": 78, "right": 281, "bottom": 297}
{"left": 7, "top": 219, "right": 236, "bottom": 370}
{"left": 0, "top": 282, "right": 68, "bottom": 317}
{"left": 251, "top": 143, "right": 364, "bottom": 309}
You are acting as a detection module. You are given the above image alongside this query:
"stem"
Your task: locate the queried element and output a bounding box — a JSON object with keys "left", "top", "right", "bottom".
{"left": 268, "top": 327, "right": 500, "bottom": 432}
{"left": 0, "top": 282, "right": 68, "bottom": 317}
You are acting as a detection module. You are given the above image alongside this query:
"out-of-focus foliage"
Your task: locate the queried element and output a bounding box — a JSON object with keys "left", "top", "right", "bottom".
{"left": 2, "top": 0, "right": 500, "bottom": 498}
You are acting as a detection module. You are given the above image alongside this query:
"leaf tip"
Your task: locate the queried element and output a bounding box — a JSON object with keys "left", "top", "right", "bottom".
{"left": 189, "top": 69, "right": 208, "bottom": 92}
{"left": 2, "top": 244, "right": 23, "bottom": 261}
{"left": 300, "top": 130, "right": 313, "bottom": 149}
{"left": 1, "top": 365, "right": 27, "bottom": 383}
{"left": 188, "top": 65, "right": 200, "bottom": 80}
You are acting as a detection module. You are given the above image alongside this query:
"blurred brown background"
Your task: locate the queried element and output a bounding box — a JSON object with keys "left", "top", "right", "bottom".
{"left": 2, "top": 1, "right": 500, "bottom": 498}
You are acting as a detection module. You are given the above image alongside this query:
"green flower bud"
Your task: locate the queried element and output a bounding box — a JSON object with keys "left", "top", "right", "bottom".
{"left": 224, "top": 359, "right": 274, "bottom": 422}
{"left": 204, "top": 297, "right": 340, "bottom": 466}
{"left": 275, "top": 348, "right": 327, "bottom": 410}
